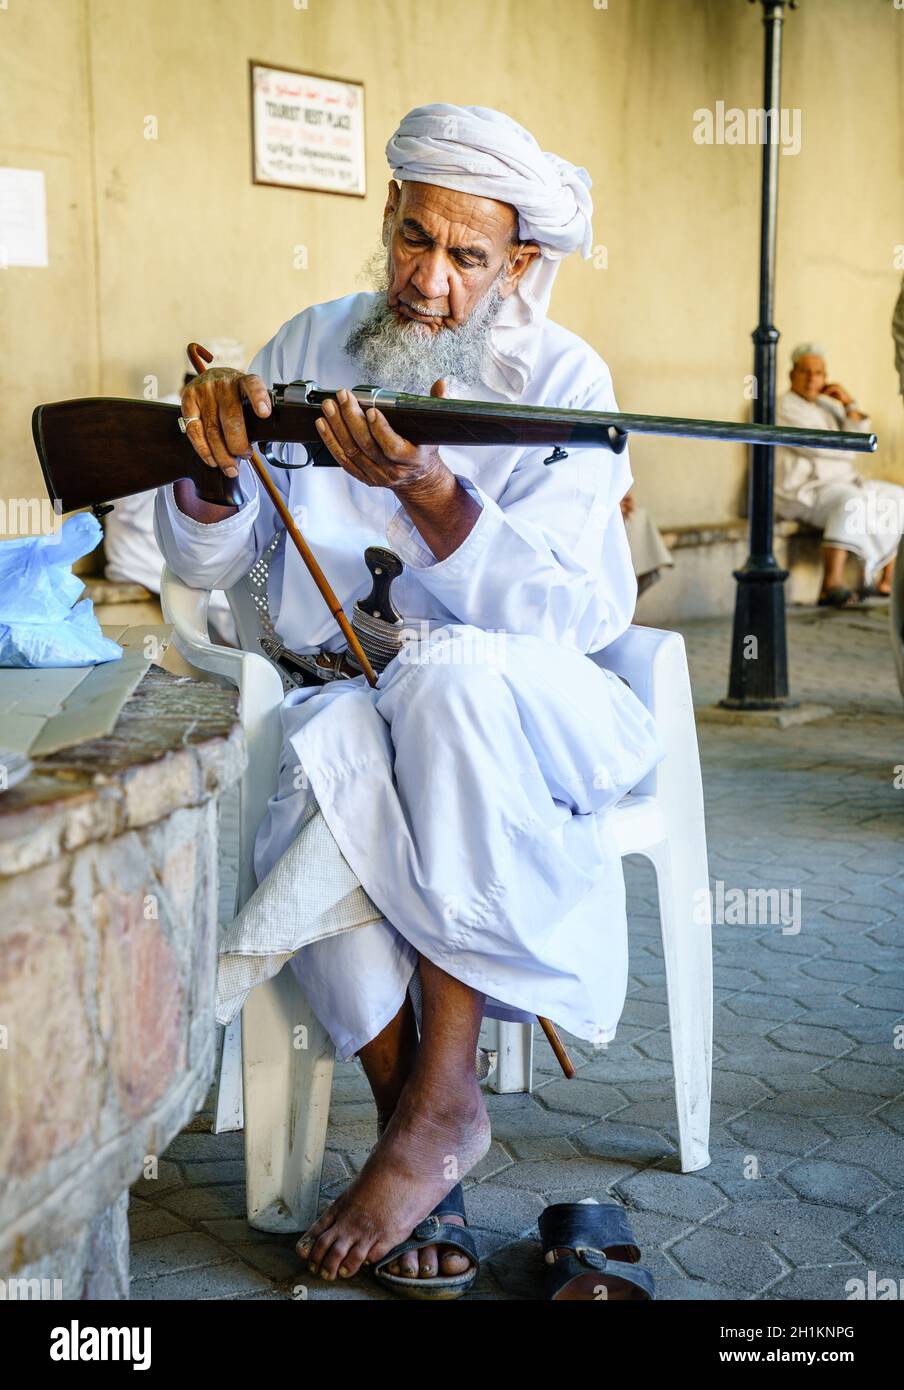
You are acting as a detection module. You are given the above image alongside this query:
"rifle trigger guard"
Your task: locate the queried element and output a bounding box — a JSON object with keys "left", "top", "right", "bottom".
{"left": 258, "top": 442, "right": 308, "bottom": 471}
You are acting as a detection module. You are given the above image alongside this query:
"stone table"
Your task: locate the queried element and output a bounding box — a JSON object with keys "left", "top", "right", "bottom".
{"left": 0, "top": 668, "right": 245, "bottom": 1299}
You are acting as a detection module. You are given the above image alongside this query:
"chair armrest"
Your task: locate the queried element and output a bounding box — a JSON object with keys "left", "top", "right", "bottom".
{"left": 161, "top": 565, "right": 286, "bottom": 909}
{"left": 591, "top": 623, "right": 677, "bottom": 714}
{"left": 591, "top": 624, "right": 698, "bottom": 801}
{"left": 161, "top": 564, "right": 282, "bottom": 700}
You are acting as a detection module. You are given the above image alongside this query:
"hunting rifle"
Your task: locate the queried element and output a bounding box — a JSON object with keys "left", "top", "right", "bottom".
{"left": 33, "top": 381, "right": 878, "bottom": 515}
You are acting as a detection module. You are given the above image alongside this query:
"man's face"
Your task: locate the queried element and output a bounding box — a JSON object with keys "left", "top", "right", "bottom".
{"left": 382, "top": 180, "right": 535, "bottom": 333}
{"left": 790, "top": 354, "right": 826, "bottom": 401}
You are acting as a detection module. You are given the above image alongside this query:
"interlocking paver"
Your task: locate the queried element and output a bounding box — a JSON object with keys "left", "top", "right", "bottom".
{"left": 670, "top": 1228, "right": 785, "bottom": 1293}
{"left": 782, "top": 1160, "right": 889, "bottom": 1213}
{"left": 493, "top": 1157, "right": 631, "bottom": 1195}
{"left": 818, "top": 1059, "right": 903, "bottom": 1097}
{"left": 726, "top": 1112, "right": 831, "bottom": 1156}
{"left": 768, "top": 1266, "right": 879, "bottom": 1300}
{"left": 843, "top": 1213, "right": 904, "bottom": 1262}
{"left": 533, "top": 1079, "right": 628, "bottom": 1118}
{"left": 573, "top": 1119, "right": 675, "bottom": 1165}
{"left": 755, "top": 1086, "right": 880, "bottom": 1118}
{"left": 130, "top": 1260, "right": 275, "bottom": 1300}
{"left": 457, "top": 1182, "right": 545, "bottom": 1235}
{"left": 766, "top": 1023, "right": 854, "bottom": 1056}
{"left": 130, "top": 1232, "right": 232, "bottom": 1280}
{"left": 616, "top": 1169, "right": 726, "bottom": 1221}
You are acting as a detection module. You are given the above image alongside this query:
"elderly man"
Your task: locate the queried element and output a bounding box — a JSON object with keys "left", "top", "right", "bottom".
{"left": 776, "top": 343, "right": 903, "bottom": 606}
{"left": 155, "top": 104, "right": 660, "bottom": 1296}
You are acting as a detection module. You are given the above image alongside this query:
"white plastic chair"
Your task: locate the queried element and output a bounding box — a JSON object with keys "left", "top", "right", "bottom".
{"left": 161, "top": 560, "right": 713, "bottom": 1237}
{"left": 482, "top": 624, "right": 713, "bottom": 1173}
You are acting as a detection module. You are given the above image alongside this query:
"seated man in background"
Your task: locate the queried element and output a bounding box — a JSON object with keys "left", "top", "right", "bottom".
{"left": 776, "top": 342, "right": 902, "bottom": 607}
{"left": 620, "top": 491, "right": 673, "bottom": 597}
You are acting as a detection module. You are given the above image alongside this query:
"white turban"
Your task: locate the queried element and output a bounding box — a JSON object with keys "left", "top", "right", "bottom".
{"left": 385, "top": 104, "right": 594, "bottom": 396}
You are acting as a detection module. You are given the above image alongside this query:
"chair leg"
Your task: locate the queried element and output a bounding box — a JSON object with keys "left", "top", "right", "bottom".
{"left": 212, "top": 1016, "right": 244, "bottom": 1134}
{"left": 485, "top": 1019, "right": 534, "bottom": 1094}
{"left": 241, "top": 965, "right": 335, "bottom": 1232}
{"left": 644, "top": 836, "right": 713, "bottom": 1173}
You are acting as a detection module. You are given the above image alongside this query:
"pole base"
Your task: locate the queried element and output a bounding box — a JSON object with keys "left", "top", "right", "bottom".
{"left": 717, "top": 695, "right": 800, "bottom": 712}
{"left": 704, "top": 700, "right": 832, "bottom": 728}
{"left": 724, "top": 562, "right": 792, "bottom": 706}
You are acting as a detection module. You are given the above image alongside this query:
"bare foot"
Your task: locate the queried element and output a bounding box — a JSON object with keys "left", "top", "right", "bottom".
{"left": 370, "top": 1113, "right": 473, "bottom": 1280}
{"left": 296, "top": 1078, "right": 490, "bottom": 1281}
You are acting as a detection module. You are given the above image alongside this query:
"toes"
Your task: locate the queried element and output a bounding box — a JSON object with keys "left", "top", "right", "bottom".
{"left": 417, "top": 1244, "right": 439, "bottom": 1279}
{"left": 319, "top": 1233, "right": 357, "bottom": 1282}
{"left": 307, "top": 1227, "right": 340, "bottom": 1275}
{"left": 340, "top": 1239, "right": 374, "bottom": 1279}
{"left": 296, "top": 1204, "right": 339, "bottom": 1261}
{"left": 439, "top": 1247, "right": 471, "bottom": 1276}
{"left": 397, "top": 1249, "right": 420, "bottom": 1279}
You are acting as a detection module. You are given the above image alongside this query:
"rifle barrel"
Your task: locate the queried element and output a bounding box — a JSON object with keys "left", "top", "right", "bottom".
{"left": 330, "top": 388, "right": 877, "bottom": 454}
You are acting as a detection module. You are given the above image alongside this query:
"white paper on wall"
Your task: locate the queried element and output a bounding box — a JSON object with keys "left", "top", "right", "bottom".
{"left": 0, "top": 167, "right": 49, "bottom": 268}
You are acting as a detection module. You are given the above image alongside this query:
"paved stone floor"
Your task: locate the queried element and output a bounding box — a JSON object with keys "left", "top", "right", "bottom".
{"left": 129, "top": 603, "right": 904, "bottom": 1301}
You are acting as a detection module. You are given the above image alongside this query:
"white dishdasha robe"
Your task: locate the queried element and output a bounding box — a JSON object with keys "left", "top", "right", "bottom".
{"left": 776, "top": 390, "right": 902, "bottom": 586}
{"left": 155, "top": 291, "right": 663, "bottom": 1059}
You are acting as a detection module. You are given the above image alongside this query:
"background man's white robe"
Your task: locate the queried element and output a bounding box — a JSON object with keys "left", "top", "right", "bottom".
{"left": 155, "top": 291, "right": 662, "bottom": 1057}
{"left": 776, "top": 389, "right": 902, "bottom": 585}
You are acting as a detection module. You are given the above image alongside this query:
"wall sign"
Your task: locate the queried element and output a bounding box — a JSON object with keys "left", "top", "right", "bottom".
{"left": 0, "top": 168, "right": 49, "bottom": 268}
{"left": 250, "top": 62, "right": 365, "bottom": 196}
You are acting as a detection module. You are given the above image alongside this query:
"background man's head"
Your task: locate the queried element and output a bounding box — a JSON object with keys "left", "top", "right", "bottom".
{"left": 790, "top": 342, "right": 827, "bottom": 401}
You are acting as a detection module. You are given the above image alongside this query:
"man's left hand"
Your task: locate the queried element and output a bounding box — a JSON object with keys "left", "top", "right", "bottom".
{"left": 316, "top": 379, "right": 451, "bottom": 501}
{"left": 823, "top": 382, "right": 854, "bottom": 407}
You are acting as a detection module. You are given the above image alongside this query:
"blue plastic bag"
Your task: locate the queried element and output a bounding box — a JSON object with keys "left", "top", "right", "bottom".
{"left": 0, "top": 513, "right": 123, "bottom": 668}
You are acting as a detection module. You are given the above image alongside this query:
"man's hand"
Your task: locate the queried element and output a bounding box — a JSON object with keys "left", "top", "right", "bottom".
{"left": 620, "top": 492, "right": 635, "bottom": 520}
{"left": 823, "top": 381, "right": 866, "bottom": 421}
{"left": 180, "top": 367, "right": 272, "bottom": 479}
{"left": 315, "top": 378, "right": 450, "bottom": 500}
{"left": 822, "top": 381, "right": 854, "bottom": 407}
{"left": 316, "top": 378, "right": 480, "bottom": 562}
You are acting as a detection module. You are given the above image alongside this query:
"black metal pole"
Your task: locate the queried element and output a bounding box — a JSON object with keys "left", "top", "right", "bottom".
{"left": 722, "top": 0, "right": 798, "bottom": 710}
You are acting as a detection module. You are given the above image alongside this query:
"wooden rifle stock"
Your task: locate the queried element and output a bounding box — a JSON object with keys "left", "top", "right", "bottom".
{"left": 32, "top": 385, "right": 878, "bottom": 516}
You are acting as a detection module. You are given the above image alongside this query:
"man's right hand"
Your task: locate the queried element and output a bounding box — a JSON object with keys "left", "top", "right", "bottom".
{"left": 822, "top": 382, "right": 853, "bottom": 407}
{"left": 180, "top": 368, "right": 273, "bottom": 478}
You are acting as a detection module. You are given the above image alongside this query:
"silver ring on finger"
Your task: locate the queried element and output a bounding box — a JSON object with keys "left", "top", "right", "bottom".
{"left": 178, "top": 415, "right": 202, "bottom": 434}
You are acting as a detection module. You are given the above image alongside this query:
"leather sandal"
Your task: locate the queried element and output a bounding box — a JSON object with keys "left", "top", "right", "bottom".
{"left": 373, "top": 1183, "right": 479, "bottom": 1300}
{"left": 817, "top": 586, "right": 857, "bottom": 608}
{"left": 539, "top": 1202, "right": 655, "bottom": 1301}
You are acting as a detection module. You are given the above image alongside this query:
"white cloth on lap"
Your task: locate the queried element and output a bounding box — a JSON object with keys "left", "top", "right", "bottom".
{"left": 215, "top": 798, "right": 382, "bottom": 1025}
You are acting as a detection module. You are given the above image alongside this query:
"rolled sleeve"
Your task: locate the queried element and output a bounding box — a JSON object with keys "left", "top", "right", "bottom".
{"left": 386, "top": 458, "right": 635, "bottom": 653}
{"left": 386, "top": 476, "right": 487, "bottom": 572}
{"left": 153, "top": 460, "right": 263, "bottom": 592}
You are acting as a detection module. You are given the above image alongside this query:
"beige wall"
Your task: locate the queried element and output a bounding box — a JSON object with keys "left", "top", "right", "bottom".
{"left": 2, "top": 0, "right": 903, "bottom": 536}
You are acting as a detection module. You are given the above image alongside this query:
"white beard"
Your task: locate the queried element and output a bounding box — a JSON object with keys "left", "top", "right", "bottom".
{"left": 343, "top": 250, "right": 506, "bottom": 395}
